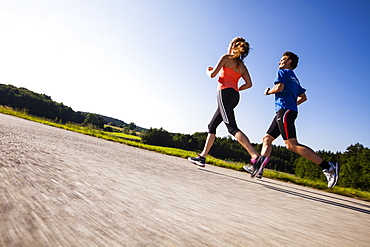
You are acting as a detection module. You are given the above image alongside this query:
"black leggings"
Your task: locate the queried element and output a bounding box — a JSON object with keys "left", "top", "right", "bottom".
{"left": 208, "top": 88, "right": 240, "bottom": 136}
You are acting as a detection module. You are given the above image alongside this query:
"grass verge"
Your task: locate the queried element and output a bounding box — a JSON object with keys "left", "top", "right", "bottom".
{"left": 108, "top": 132, "right": 141, "bottom": 141}
{"left": 1, "top": 106, "right": 369, "bottom": 202}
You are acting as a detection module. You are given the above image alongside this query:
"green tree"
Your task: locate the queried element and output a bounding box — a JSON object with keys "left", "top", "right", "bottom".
{"left": 104, "top": 126, "right": 114, "bottom": 132}
{"left": 190, "top": 132, "right": 208, "bottom": 151}
{"left": 123, "top": 127, "right": 130, "bottom": 134}
{"left": 128, "top": 122, "right": 137, "bottom": 130}
{"left": 83, "top": 113, "right": 106, "bottom": 128}
{"left": 141, "top": 128, "right": 173, "bottom": 147}
{"left": 339, "top": 143, "right": 370, "bottom": 190}
{"left": 173, "top": 134, "right": 192, "bottom": 150}
{"left": 294, "top": 157, "right": 323, "bottom": 180}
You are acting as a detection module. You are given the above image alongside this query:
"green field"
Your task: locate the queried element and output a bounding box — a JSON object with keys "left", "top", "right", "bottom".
{"left": 108, "top": 132, "right": 141, "bottom": 141}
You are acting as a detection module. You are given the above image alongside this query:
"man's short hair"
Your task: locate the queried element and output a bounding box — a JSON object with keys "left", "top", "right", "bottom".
{"left": 283, "top": 51, "right": 299, "bottom": 70}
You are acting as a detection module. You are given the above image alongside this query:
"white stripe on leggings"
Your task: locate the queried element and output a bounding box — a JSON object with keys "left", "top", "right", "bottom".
{"left": 218, "top": 90, "right": 229, "bottom": 124}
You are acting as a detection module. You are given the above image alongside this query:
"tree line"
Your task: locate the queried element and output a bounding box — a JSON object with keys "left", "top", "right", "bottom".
{"left": 141, "top": 128, "right": 370, "bottom": 191}
{"left": 1, "top": 84, "right": 369, "bottom": 191}
{"left": 0, "top": 84, "right": 115, "bottom": 129}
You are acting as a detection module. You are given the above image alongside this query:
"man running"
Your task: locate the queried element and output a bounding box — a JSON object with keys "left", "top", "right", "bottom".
{"left": 245, "top": 51, "right": 340, "bottom": 188}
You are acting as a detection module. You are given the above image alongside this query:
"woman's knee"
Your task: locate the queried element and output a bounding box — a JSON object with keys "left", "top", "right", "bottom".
{"left": 227, "top": 126, "right": 239, "bottom": 136}
{"left": 208, "top": 123, "right": 216, "bottom": 134}
{"left": 262, "top": 134, "right": 274, "bottom": 145}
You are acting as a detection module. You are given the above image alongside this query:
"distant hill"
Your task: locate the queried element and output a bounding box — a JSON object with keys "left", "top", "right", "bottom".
{"left": 0, "top": 84, "right": 147, "bottom": 131}
{"left": 97, "top": 114, "right": 148, "bottom": 132}
{"left": 98, "top": 114, "right": 127, "bottom": 127}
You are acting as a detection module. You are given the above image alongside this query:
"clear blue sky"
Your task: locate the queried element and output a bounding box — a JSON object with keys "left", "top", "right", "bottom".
{"left": 1, "top": 0, "right": 369, "bottom": 152}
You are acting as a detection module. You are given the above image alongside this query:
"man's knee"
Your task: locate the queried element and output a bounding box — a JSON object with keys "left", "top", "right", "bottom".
{"left": 285, "top": 143, "right": 296, "bottom": 152}
{"left": 285, "top": 139, "right": 299, "bottom": 152}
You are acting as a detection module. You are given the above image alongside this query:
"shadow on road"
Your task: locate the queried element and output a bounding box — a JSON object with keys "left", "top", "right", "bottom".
{"left": 198, "top": 168, "right": 370, "bottom": 215}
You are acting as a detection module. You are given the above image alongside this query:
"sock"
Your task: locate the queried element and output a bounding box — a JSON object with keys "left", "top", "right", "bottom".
{"left": 319, "top": 161, "right": 330, "bottom": 170}
{"left": 261, "top": 156, "right": 270, "bottom": 168}
{"left": 250, "top": 157, "right": 259, "bottom": 164}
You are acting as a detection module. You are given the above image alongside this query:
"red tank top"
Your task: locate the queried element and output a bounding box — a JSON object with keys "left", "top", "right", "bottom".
{"left": 217, "top": 66, "right": 242, "bottom": 91}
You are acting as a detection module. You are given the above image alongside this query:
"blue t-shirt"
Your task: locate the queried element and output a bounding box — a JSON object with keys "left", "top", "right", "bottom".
{"left": 274, "top": 69, "right": 306, "bottom": 112}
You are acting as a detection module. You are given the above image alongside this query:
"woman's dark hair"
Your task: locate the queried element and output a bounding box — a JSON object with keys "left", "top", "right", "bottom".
{"left": 283, "top": 51, "right": 299, "bottom": 70}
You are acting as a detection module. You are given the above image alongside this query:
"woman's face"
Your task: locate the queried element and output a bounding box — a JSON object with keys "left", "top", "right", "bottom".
{"left": 227, "top": 43, "right": 235, "bottom": 55}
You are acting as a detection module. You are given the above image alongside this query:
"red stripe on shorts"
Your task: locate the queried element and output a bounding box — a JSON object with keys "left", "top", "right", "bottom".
{"left": 283, "top": 110, "right": 291, "bottom": 139}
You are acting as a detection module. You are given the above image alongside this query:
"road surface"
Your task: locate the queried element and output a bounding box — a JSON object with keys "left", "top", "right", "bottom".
{"left": 0, "top": 113, "right": 369, "bottom": 246}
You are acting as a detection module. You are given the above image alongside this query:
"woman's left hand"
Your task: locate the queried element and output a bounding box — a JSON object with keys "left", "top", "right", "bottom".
{"left": 206, "top": 67, "right": 214, "bottom": 77}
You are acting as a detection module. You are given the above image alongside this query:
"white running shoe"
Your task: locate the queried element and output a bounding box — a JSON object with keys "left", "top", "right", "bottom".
{"left": 323, "top": 162, "right": 340, "bottom": 188}
{"left": 243, "top": 165, "right": 254, "bottom": 174}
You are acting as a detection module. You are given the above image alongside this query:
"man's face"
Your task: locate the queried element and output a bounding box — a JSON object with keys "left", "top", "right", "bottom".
{"left": 278, "top": 56, "right": 292, "bottom": 69}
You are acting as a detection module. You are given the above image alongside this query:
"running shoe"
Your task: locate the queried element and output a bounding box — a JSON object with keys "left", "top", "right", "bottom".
{"left": 244, "top": 158, "right": 258, "bottom": 174}
{"left": 251, "top": 156, "right": 269, "bottom": 178}
{"left": 256, "top": 171, "right": 263, "bottom": 179}
{"left": 323, "top": 162, "right": 340, "bottom": 188}
{"left": 188, "top": 155, "right": 206, "bottom": 167}
{"left": 243, "top": 165, "right": 254, "bottom": 174}
{"left": 243, "top": 165, "right": 264, "bottom": 179}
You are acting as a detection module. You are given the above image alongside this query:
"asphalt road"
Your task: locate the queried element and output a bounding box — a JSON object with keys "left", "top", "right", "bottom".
{"left": 0, "top": 113, "right": 369, "bottom": 247}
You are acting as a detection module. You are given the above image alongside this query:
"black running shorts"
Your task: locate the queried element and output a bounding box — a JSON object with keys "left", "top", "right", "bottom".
{"left": 267, "top": 109, "right": 298, "bottom": 140}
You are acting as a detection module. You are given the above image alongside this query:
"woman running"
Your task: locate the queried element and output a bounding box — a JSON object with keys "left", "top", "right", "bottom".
{"left": 188, "top": 37, "right": 260, "bottom": 167}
